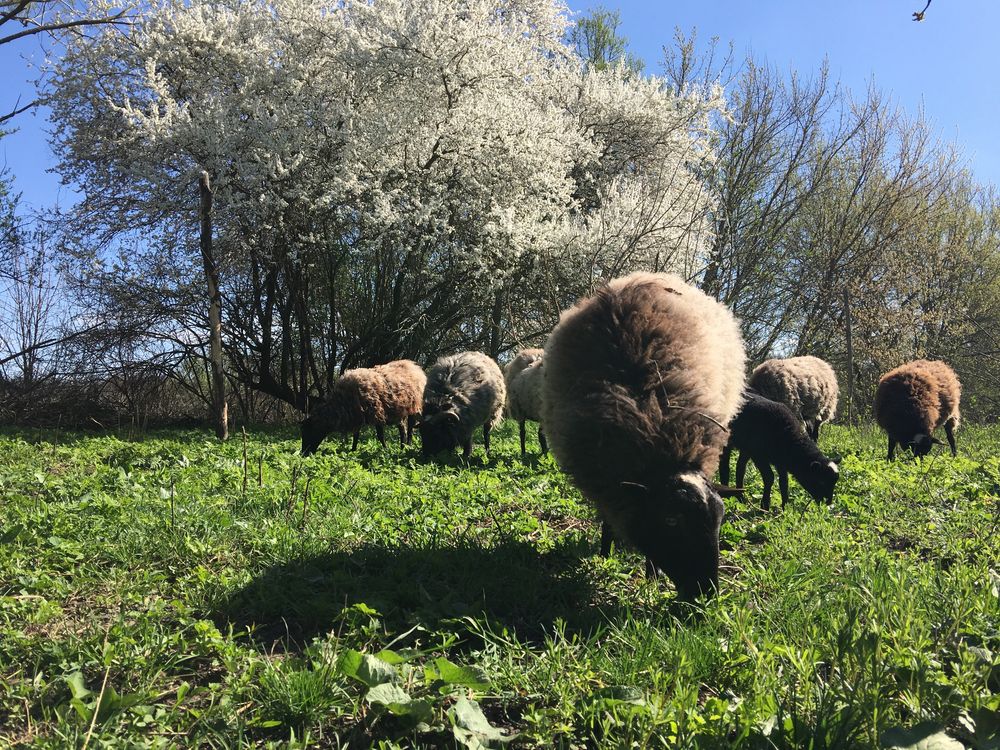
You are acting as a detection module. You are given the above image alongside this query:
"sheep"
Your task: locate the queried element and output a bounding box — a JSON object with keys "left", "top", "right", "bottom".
{"left": 419, "top": 351, "right": 506, "bottom": 459}
{"left": 542, "top": 271, "right": 746, "bottom": 600}
{"left": 719, "top": 390, "right": 839, "bottom": 511}
{"left": 874, "top": 359, "right": 961, "bottom": 460}
{"left": 748, "top": 355, "right": 839, "bottom": 441}
{"left": 300, "top": 359, "right": 426, "bottom": 456}
{"left": 504, "top": 350, "right": 547, "bottom": 457}
{"left": 503, "top": 348, "right": 544, "bottom": 387}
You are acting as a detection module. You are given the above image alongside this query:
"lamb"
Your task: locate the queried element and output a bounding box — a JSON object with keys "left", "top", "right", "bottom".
{"left": 874, "top": 359, "right": 961, "bottom": 459}
{"left": 300, "top": 359, "right": 426, "bottom": 456}
{"left": 748, "top": 355, "right": 839, "bottom": 441}
{"left": 419, "top": 351, "right": 506, "bottom": 459}
{"left": 542, "top": 271, "right": 746, "bottom": 600}
{"left": 504, "top": 350, "right": 547, "bottom": 457}
{"left": 719, "top": 390, "right": 839, "bottom": 511}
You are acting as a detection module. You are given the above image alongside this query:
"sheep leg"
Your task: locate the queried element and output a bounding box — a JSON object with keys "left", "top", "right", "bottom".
{"left": 719, "top": 445, "right": 732, "bottom": 485}
{"left": 735, "top": 452, "right": 750, "bottom": 494}
{"left": 462, "top": 437, "right": 473, "bottom": 461}
{"left": 519, "top": 420, "right": 527, "bottom": 458}
{"left": 777, "top": 469, "right": 789, "bottom": 509}
{"left": 483, "top": 423, "right": 492, "bottom": 456}
{"left": 810, "top": 421, "right": 821, "bottom": 442}
{"left": 600, "top": 521, "right": 613, "bottom": 557}
{"left": 397, "top": 423, "right": 406, "bottom": 448}
{"left": 375, "top": 424, "right": 386, "bottom": 447}
{"left": 351, "top": 431, "right": 360, "bottom": 451}
{"left": 887, "top": 437, "right": 897, "bottom": 461}
{"left": 755, "top": 460, "right": 774, "bottom": 512}
{"left": 538, "top": 426, "right": 548, "bottom": 454}
{"left": 406, "top": 415, "right": 416, "bottom": 444}
{"left": 944, "top": 421, "right": 957, "bottom": 456}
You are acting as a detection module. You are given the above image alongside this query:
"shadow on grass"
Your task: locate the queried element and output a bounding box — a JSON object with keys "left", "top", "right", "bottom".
{"left": 213, "top": 535, "right": 613, "bottom": 651}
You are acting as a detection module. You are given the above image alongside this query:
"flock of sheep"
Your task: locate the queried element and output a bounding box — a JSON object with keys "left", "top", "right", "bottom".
{"left": 300, "top": 272, "right": 963, "bottom": 599}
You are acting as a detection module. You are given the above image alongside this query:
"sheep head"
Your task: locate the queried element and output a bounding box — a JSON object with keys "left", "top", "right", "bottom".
{"left": 620, "top": 471, "right": 732, "bottom": 600}
{"left": 419, "top": 410, "right": 462, "bottom": 456}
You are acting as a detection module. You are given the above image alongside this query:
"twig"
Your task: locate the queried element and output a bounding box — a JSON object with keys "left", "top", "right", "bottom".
{"left": 80, "top": 622, "right": 114, "bottom": 750}
{"left": 241, "top": 427, "right": 248, "bottom": 502}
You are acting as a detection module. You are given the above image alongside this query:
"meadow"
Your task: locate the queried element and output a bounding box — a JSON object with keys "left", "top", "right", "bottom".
{"left": 0, "top": 423, "right": 997, "bottom": 748}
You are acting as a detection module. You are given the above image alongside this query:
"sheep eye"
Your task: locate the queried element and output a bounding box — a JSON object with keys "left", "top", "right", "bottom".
{"left": 663, "top": 515, "right": 680, "bottom": 527}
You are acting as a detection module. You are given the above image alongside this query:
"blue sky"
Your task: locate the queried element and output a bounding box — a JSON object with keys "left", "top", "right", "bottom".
{"left": 2, "top": 0, "right": 997, "bottom": 211}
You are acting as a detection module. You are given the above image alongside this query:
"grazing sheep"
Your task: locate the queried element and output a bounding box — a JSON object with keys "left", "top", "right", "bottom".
{"left": 420, "top": 351, "right": 506, "bottom": 459}
{"left": 749, "top": 355, "right": 839, "bottom": 441}
{"left": 719, "top": 390, "right": 839, "bottom": 510}
{"left": 542, "top": 271, "right": 746, "bottom": 600}
{"left": 874, "top": 359, "right": 961, "bottom": 459}
{"left": 300, "top": 360, "right": 426, "bottom": 456}
{"left": 505, "top": 351, "right": 547, "bottom": 457}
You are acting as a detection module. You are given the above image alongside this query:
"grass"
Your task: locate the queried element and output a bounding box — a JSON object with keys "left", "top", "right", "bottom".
{"left": 0, "top": 422, "right": 997, "bottom": 748}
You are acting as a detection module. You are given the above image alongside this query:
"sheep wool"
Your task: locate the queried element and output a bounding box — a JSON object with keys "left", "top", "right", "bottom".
{"left": 874, "top": 359, "right": 961, "bottom": 459}
{"left": 749, "top": 355, "right": 839, "bottom": 440}
{"left": 301, "top": 359, "right": 426, "bottom": 455}
{"left": 542, "top": 271, "right": 746, "bottom": 599}
{"left": 420, "top": 351, "right": 506, "bottom": 459}
{"left": 503, "top": 348, "right": 544, "bottom": 390}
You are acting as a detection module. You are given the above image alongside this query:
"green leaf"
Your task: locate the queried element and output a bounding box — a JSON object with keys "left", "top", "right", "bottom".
{"left": 337, "top": 650, "right": 397, "bottom": 687}
{"left": 881, "top": 723, "right": 964, "bottom": 750}
{"left": 65, "top": 672, "right": 91, "bottom": 700}
{"left": 449, "top": 696, "right": 514, "bottom": 748}
{"left": 433, "top": 658, "right": 489, "bottom": 691}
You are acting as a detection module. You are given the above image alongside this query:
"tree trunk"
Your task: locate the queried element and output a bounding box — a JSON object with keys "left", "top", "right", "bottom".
{"left": 199, "top": 171, "right": 228, "bottom": 440}
{"left": 844, "top": 288, "right": 855, "bottom": 426}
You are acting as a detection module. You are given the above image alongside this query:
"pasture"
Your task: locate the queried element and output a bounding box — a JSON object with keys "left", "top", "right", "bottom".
{"left": 0, "top": 424, "right": 998, "bottom": 748}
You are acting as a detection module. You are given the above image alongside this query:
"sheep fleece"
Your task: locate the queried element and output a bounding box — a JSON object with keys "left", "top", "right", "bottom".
{"left": 507, "top": 359, "right": 544, "bottom": 424}
{"left": 334, "top": 359, "right": 426, "bottom": 428}
{"left": 749, "top": 356, "right": 838, "bottom": 425}
{"left": 874, "top": 359, "right": 961, "bottom": 436}
{"left": 424, "top": 352, "right": 506, "bottom": 430}
{"left": 542, "top": 271, "right": 746, "bottom": 497}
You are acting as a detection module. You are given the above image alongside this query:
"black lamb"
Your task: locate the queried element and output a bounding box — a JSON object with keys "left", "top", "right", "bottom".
{"left": 719, "top": 390, "right": 839, "bottom": 510}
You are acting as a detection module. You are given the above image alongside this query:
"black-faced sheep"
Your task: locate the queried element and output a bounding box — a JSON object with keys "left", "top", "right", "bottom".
{"left": 504, "top": 350, "right": 547, "bottom": 457}
{"left": 874, "top": 359, "right": 961, "bottom": 460}
{"left": 719, "top": 390, "right": 839, "bottom": 510}
{"left": 542, "top": 271, "right": 746, "bottom": 600}
{"left": 749, "top": 356, "right": 839, "bottom": 441}
{"left": 420, "top": 351, "right": 506, "bottom": 460}
{"left": 300, "top": 360, "right": 426, "bottom": 456}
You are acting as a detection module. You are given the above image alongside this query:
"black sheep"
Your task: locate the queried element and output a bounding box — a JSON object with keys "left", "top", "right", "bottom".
{"left": 719, "top": 390, "right": 839, "bottom": 511}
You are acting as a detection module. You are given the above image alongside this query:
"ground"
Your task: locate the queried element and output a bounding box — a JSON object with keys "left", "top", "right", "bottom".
{"left": 0, "top": 423, "right": 997, "bottom": 748}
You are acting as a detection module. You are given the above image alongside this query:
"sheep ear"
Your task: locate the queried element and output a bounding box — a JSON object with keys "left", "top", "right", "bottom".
{"left": 712, "top": 484, "right": 744, "bottom": 498}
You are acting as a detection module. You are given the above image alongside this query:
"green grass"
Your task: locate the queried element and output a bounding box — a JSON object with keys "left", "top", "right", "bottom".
{"left": 0, "top": 423, "right": 997, "bottom": 748}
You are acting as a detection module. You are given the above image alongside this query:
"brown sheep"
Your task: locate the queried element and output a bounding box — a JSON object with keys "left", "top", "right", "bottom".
{"left": 874, "top": 359, "right": 961, "bottom": 460}
{"left": 542, "top": 272, "right": 746, "bottom": 600}
{"left": 301, "top": 360, "right": 426, "bottom": 455}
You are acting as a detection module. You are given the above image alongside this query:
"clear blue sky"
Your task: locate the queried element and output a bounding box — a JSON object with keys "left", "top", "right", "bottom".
{"left": 2, "top": 0, "right": 997, "bottom": 211}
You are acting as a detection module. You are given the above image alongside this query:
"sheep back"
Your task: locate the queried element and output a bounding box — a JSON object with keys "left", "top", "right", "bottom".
{"left": 874, "top": 359, "right": 961, "bottom": 445}
{"left": 503, "top": 348, "right": 544, "bottom": 389}
{"left": 749, "top": 355, "right": 839, "bottom": 426}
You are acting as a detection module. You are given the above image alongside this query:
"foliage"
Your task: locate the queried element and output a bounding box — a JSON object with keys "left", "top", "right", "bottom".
{"left": 45, "top": 0, "right": 721, "bottom": 409}
{"left": 0, "top": 423, "right": 997, "bottom": 746}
